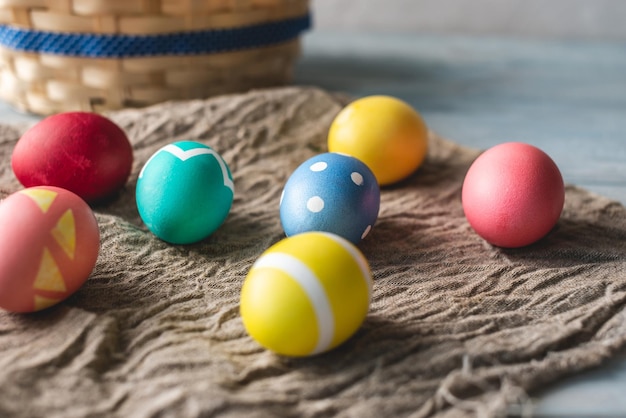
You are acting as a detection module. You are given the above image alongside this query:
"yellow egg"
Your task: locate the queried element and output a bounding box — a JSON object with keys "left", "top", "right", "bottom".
{"left": 240, "top": 232, "right": 372, "bottom": 357}
{"left": 328, "top": 95, "right": 428, "bottom": 186}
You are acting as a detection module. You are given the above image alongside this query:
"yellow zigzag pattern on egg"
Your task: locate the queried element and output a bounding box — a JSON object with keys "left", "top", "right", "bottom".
{"left": 20, "top": 189, "right": 58, "bottom": 213}
{"left": 33, "top": 295, "right": 61, "bottom": 311}
{"left": 20, "top": 190, "right": 76, "bottom": 297}
{"left": 51, "top": 209, "right": 76, "bottom": 259}
{"left": 33, "top": 247, "right": 67, "bottom": 292}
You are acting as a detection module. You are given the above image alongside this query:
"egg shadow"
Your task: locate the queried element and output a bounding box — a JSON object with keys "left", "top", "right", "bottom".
{"left": 358, "top": 216, "right": 459, "bottom": 276}
{"left": 90, "top": 179, "right": 143, "bottom": 226}
{"left": 499, "top": 217, "right": 626, "bottom": 268}
{"left": 279, "top": 313, "right": 431, "bottom": 370}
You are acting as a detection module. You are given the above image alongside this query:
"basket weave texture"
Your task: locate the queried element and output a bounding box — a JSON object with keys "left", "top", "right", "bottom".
{"left": 0, "top": 0, "right": 310, "bottom": 114}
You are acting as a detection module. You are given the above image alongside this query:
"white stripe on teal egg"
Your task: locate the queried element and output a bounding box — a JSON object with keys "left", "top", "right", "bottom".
{"left": 252, "top": 252, "right": 334, "bottom": 355}
{"left": 139, "top": 144, "right": 234, "bottom": 193}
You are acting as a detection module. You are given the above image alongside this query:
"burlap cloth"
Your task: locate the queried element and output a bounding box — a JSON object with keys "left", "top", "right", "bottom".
{"left": 1, "top": 87, "right": 625, "bottom": 418}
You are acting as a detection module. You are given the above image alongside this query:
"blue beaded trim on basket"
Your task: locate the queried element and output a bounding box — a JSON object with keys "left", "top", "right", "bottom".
{"left": 0, "top": 14, "right": 310, "bottom": 58}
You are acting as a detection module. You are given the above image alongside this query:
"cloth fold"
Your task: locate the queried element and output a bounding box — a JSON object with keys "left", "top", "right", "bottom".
{"left": 0, "top": 87, "right": 625, "bottom": 417}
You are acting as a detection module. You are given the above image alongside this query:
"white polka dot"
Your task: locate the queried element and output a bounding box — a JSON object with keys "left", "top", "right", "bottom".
{"left": 361, "top": 225, "right": 372, "bottom": 239}
{"left": 310, "top": 162, "right": 328, "bottom": 172}
{"left": 307, "top": 196, "right": 325, "bottom": 213}
{"left": 351, "top": 172, "right": 364, "bottom": 186}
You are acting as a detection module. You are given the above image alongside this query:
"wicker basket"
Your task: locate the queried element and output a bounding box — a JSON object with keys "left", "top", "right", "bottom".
{"left": 0, "top": 0, "right": 310, "bottom": 115}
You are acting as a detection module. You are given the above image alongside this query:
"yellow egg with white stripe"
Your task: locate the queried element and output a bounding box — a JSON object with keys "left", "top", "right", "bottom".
{"left": 240, "top": 232, "right": 372, "bottom": 357}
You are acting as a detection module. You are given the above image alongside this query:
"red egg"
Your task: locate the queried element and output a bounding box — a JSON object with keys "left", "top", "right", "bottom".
{"left": 12, "top": 112, "right": 133, "bottom": 203}
{"left": 0, "top": 186, "right": 100, "bottom": 312}
{"left": 462, "top": 142, "right": 564, "bottom": 248}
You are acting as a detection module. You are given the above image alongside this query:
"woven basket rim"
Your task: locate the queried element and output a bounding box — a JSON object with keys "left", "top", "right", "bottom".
{"left": 0, "top": 13, "right": 311, "bottom": 58}
{"left": 0, "top": 0, "right": 310, "bottom": 35}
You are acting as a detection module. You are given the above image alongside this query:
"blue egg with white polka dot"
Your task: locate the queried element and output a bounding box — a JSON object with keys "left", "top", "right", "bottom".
{"left": 280, "top": 153, "right": 380, "bottom": 244}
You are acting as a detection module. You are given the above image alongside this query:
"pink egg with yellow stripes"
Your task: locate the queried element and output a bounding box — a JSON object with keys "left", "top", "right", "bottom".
{"left": 0, "top": 186, "right": 100, "bottom": 312}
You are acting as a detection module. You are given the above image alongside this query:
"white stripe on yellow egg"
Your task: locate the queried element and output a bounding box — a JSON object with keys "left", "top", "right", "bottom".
{"left": 252, "top": 253, "right": 335, "bottom": 355}
{"left": 287, "top": 234, "right": 370, "bottom": 350}
{"left": 241, "top": 263, "right": 320, "bottom": 356}
{"left": 318, "top": 232, "right": 373, "bottom": 299}
{"left": 241, "top": 232, "right": 372, "bottom": 357}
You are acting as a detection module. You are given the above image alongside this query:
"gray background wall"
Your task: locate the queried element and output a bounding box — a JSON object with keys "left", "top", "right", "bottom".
{"left": 311, "top": 0, "right": 626, "bottom": 40}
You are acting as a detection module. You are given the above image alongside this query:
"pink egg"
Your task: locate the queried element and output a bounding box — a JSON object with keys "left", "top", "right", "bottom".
{"left": 0, "top": 186, "right": 100, "bottom": 312}
{"left": 12, "top": 112, "right": 133, "bottom": 203}
{"left": 462, "top": 142, "right": 564, "bottom": 248}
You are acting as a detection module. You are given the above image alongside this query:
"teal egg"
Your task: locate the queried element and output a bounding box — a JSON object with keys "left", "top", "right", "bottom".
{"left": 136, "top": 141, "right": 234, "bottom": 244}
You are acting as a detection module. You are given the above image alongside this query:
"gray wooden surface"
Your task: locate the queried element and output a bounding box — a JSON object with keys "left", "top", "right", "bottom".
{"left": 311, "top": 0, "right": 626, "bottom": 39}
{"left": 311, "top": 0, "right": 626, "bottom": 40}
{"left": 293, "top": 30, "right": 626, "bottom": 416}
